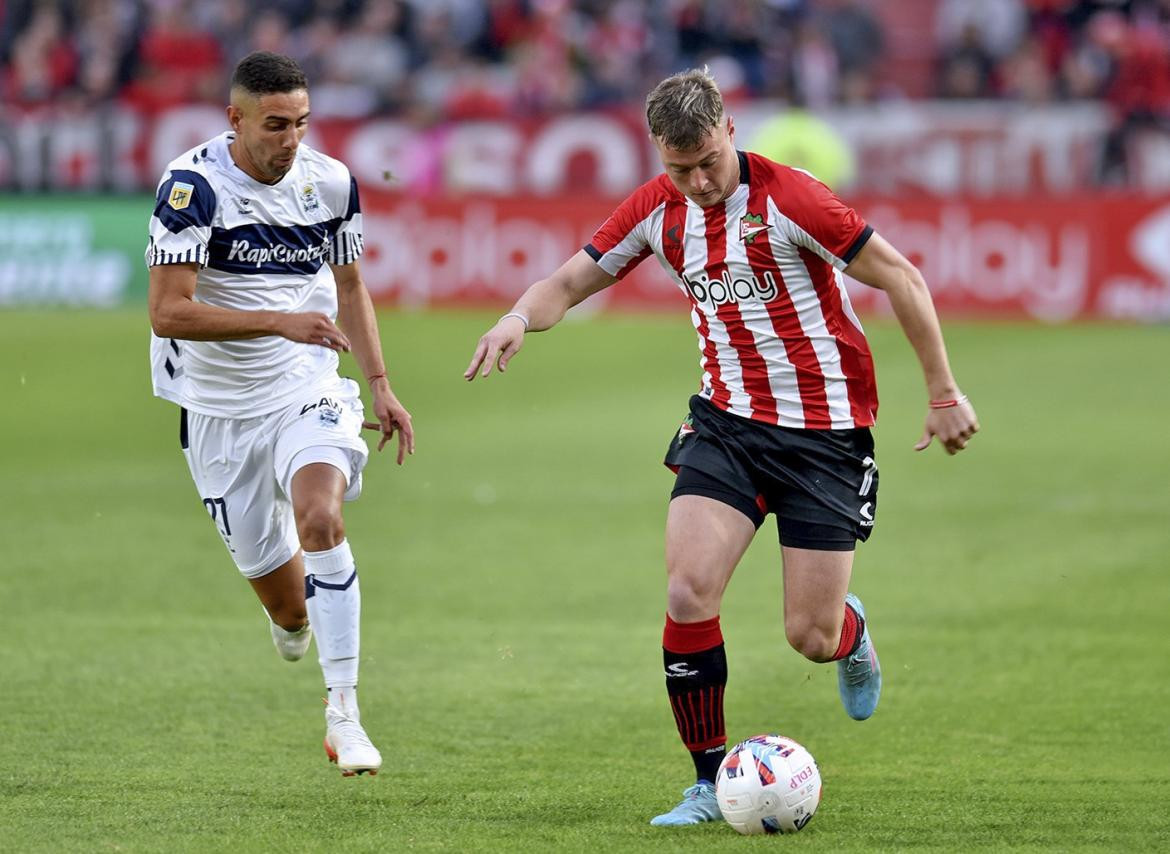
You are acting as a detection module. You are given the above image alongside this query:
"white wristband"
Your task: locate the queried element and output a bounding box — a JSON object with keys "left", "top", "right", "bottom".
{"left": 501, "top": 311, "right": 530, "bottom": 330}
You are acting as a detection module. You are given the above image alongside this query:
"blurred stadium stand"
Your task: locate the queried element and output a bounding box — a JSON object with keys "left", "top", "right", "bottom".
{"left": 3, "top": 0, "right": 1170, "bottom": 318}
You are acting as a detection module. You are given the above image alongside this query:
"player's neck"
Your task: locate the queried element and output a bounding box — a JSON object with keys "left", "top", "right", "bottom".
{"left": 228, "top": 138, "right": 281, "bottom": 185}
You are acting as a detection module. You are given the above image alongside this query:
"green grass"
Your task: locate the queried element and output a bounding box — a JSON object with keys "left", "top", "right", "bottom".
{"left": 1, "top": 310, "right": 1167, "bottom": 852}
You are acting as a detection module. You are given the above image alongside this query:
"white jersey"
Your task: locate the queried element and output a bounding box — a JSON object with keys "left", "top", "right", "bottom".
{"left": 146, "top": 132, "right": 364, "bottom": 418}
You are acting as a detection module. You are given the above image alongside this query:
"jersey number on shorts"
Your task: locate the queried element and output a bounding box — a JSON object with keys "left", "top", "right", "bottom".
{"left": 202, "top": 496, "right": 233, "bottom": 540}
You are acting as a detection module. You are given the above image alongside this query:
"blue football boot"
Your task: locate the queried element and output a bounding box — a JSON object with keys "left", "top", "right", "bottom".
{"left": 649, "top": 781, "right": 723, "bottom": 827}
{"left": 838, "top": 593, "right": 882, "bottom": 720}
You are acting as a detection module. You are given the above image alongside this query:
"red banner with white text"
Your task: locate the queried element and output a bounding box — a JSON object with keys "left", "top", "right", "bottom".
{"left": 357, "top": 191, "right": 1170, "bottom": 321}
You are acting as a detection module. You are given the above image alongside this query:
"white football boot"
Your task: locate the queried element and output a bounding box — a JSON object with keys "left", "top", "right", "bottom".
{"left": 268, "top": 617, "right": 312, "bottom": 662}
{"left": 323, "top": 695, "right": 382, "bottom": 776}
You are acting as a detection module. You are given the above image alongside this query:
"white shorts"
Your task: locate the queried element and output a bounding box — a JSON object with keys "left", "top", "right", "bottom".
{"left": 181, "top": 376, "right": 369, "bottom": 578}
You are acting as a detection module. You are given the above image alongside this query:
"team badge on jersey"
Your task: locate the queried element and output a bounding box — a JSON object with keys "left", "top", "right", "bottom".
{"left": 739, "top": 212, "right": 772, "bottom": 244}
{"left": 300, "top": 183, "right": 320, "bottom": 212}
{"left": 168, "top": 181, "right": 195, "bottom": 211}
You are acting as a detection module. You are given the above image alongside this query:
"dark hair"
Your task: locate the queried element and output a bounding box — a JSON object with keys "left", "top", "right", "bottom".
{"left": 645, "top": 68, "right": 723, "bottom": 151}
{"left": 231, "top": 51, "right": 308, "bottom": 96}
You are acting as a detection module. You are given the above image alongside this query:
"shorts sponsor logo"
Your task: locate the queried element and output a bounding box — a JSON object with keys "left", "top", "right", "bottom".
{"left": 859, "top": 502, "right": 874, "bottom": 526}
{"left": 682, "top": 268, "right": 779, "bottom": 310}
{"left": 168, "top": 182, "right": 194, "bottom": 210}
{"left": 300, "top": 396, "right": 341, "bottom": 416}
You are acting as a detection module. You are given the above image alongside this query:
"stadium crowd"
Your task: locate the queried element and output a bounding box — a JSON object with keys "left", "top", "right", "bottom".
{"left": 3, "top": 0, "right": 1170, "bottom": 119}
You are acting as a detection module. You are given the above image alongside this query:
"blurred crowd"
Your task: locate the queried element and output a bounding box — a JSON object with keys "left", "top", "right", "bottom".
{"left": 3, "top": 0, "right": 1170, "bottom": 121}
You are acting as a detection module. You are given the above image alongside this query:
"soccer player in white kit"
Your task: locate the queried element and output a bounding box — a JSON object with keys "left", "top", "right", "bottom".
{"left": 147, "top": 52, "right": 414, "bottom": 776}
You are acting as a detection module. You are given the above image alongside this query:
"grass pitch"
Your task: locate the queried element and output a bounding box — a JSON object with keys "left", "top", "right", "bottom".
{"left": 1, "top": 309, "right": 1167, "bottom": 852}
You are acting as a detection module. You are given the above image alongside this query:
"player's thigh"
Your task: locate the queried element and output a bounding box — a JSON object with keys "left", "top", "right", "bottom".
{"left": 182, "top": 408, "right": 299, "bottom": 579}
{"left": 665, "top": 492, "right": 758, "bottom": 616}
{"left": 781, "top": 545, "right": 854, "bottom": 633}
{"left": 273, "top": 377, "right": 370, "bottom": 504}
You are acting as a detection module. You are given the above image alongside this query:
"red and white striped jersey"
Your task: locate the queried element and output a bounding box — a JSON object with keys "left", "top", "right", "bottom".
{"left": 585, "top": 150, "right": 878, "bottom": 430}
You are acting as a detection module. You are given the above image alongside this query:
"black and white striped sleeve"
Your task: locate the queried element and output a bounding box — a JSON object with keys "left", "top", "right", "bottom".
{"left": 145, "top": 170, "right": 215, "bottom": 268}
{"left": 327, "top": 174, "right": 364, "bottom": 266}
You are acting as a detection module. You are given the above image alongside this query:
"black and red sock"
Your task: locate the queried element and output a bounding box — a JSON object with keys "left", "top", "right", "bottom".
{"left": 831, "top": 600, "right": 866, "bottom": 661}
{"left": 663, "top": 614, "right": 727, "bottom": 784}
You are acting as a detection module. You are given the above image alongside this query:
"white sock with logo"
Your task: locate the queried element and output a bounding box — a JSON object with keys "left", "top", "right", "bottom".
{"left": 304, "top": 540, "right": 360, "bottom": 712}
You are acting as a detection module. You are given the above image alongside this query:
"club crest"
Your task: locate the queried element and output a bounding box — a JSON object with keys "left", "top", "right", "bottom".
{"left": 300, "top": 183, "right": 320, "bottom": 212}
{"left": 739, "top": 212, "right": 772, "bottom": 244}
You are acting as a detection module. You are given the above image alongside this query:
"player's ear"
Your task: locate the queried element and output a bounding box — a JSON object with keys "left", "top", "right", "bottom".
{"left": 726, "top": 115, "right": 735, "bottom": 141}
{"left": 226, "top": 104, "right": 242, "bottom": 132}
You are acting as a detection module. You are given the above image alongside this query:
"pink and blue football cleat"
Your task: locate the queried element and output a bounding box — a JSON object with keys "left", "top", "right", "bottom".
{"left": 649, "top": 781, "right": 723, "bottom": 827}
{"left": 838, "top": 593, "right": 882, "bottom": 721}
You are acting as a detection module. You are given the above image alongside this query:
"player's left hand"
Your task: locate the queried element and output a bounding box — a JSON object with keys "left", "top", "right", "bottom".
{"left": 915, "top": 398, "right": 979, "bottom": 455}
{"left": 364, "top": 383, "right": 414, "bottom": 464}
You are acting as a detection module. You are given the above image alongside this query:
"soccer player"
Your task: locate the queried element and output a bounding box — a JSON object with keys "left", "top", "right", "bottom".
{"left": 465, "top": 68, "right": 979, "bottom": 825}
{"left": 146, "top": 51, "right": 414, "bottom": 776}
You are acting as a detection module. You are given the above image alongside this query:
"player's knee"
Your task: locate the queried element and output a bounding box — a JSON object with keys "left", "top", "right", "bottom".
{"left": 785, "top": 618, "right": 837, "bottom": 663}
{"left": 666, "top": 573, "right": 719, "bottom": 621}
{"left": 296, "top": 503, "right": 345, "bottom": 552}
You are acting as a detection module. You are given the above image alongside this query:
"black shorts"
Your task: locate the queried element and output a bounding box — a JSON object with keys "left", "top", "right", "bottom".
{"left": 664, "top": 395, "right": 878, "bottom": 551}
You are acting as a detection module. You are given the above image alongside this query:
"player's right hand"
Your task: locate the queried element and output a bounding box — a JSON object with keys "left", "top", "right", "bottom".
{"left": 278, "top": 312, "right": 351, "bottom": 351}
{"left": 464, "top": 317, "right": 526, "bottom": 380}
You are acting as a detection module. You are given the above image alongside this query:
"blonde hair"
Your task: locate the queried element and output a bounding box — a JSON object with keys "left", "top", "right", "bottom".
{"left": 645, "top": 68, "right": 724, "bottom": 151}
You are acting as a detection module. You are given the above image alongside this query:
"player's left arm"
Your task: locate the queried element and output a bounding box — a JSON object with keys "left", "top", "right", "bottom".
{"left": 844, "top": 232, "right": 979, "bottom": 455}
{"left": 332, "top": 260, "right": 415, "bottom": 463}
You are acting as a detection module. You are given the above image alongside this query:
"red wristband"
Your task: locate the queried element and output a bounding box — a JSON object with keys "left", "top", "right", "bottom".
{"left": 929, "top": 394, "right": 969, "bottom": 410}
{"left": 367, "top": 372, "right": 387, "bottom": 384}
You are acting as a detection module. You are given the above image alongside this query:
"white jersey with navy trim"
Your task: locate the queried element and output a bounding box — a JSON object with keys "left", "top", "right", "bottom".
{"left": 147, "top": 132, "right": 364, "bottom": 418}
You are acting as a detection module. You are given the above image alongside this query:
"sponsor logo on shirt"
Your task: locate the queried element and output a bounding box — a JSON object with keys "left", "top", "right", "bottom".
{"left": 227, "top": 237, "right": 330, "bottom": 268}
{"left": 682, "top": 268, "right": 779, "bottom": 310}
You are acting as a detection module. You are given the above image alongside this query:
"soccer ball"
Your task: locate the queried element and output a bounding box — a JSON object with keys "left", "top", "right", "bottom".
{"left": 715, "top": 734, "right": 822, "bottom": 835}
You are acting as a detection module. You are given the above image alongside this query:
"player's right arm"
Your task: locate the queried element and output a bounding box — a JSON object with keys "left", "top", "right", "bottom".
{"left": 463, "top": 250, "right": 616, "bottom": 380}
{"left": 147, "top": 165, "right": 351, "bottom": 350}
{"left": 148, "top": 263, "right": 351, "bottom": 350}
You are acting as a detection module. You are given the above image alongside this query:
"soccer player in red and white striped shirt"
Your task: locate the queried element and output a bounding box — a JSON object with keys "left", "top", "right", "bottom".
{"left": 466, "top": 68, "right": 979, "bottom": 827}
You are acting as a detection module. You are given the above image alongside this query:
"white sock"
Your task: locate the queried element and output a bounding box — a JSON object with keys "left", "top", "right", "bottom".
{"left": 304, "top": 539, "right": 360, "bottom": 695}
{"left": 327, "top": 686, "right": 360, "bottom": 720}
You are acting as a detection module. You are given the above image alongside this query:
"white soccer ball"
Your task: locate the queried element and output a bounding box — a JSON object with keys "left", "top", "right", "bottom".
{"left": 715, "top": 734, "right": 822, "bottom": 835}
